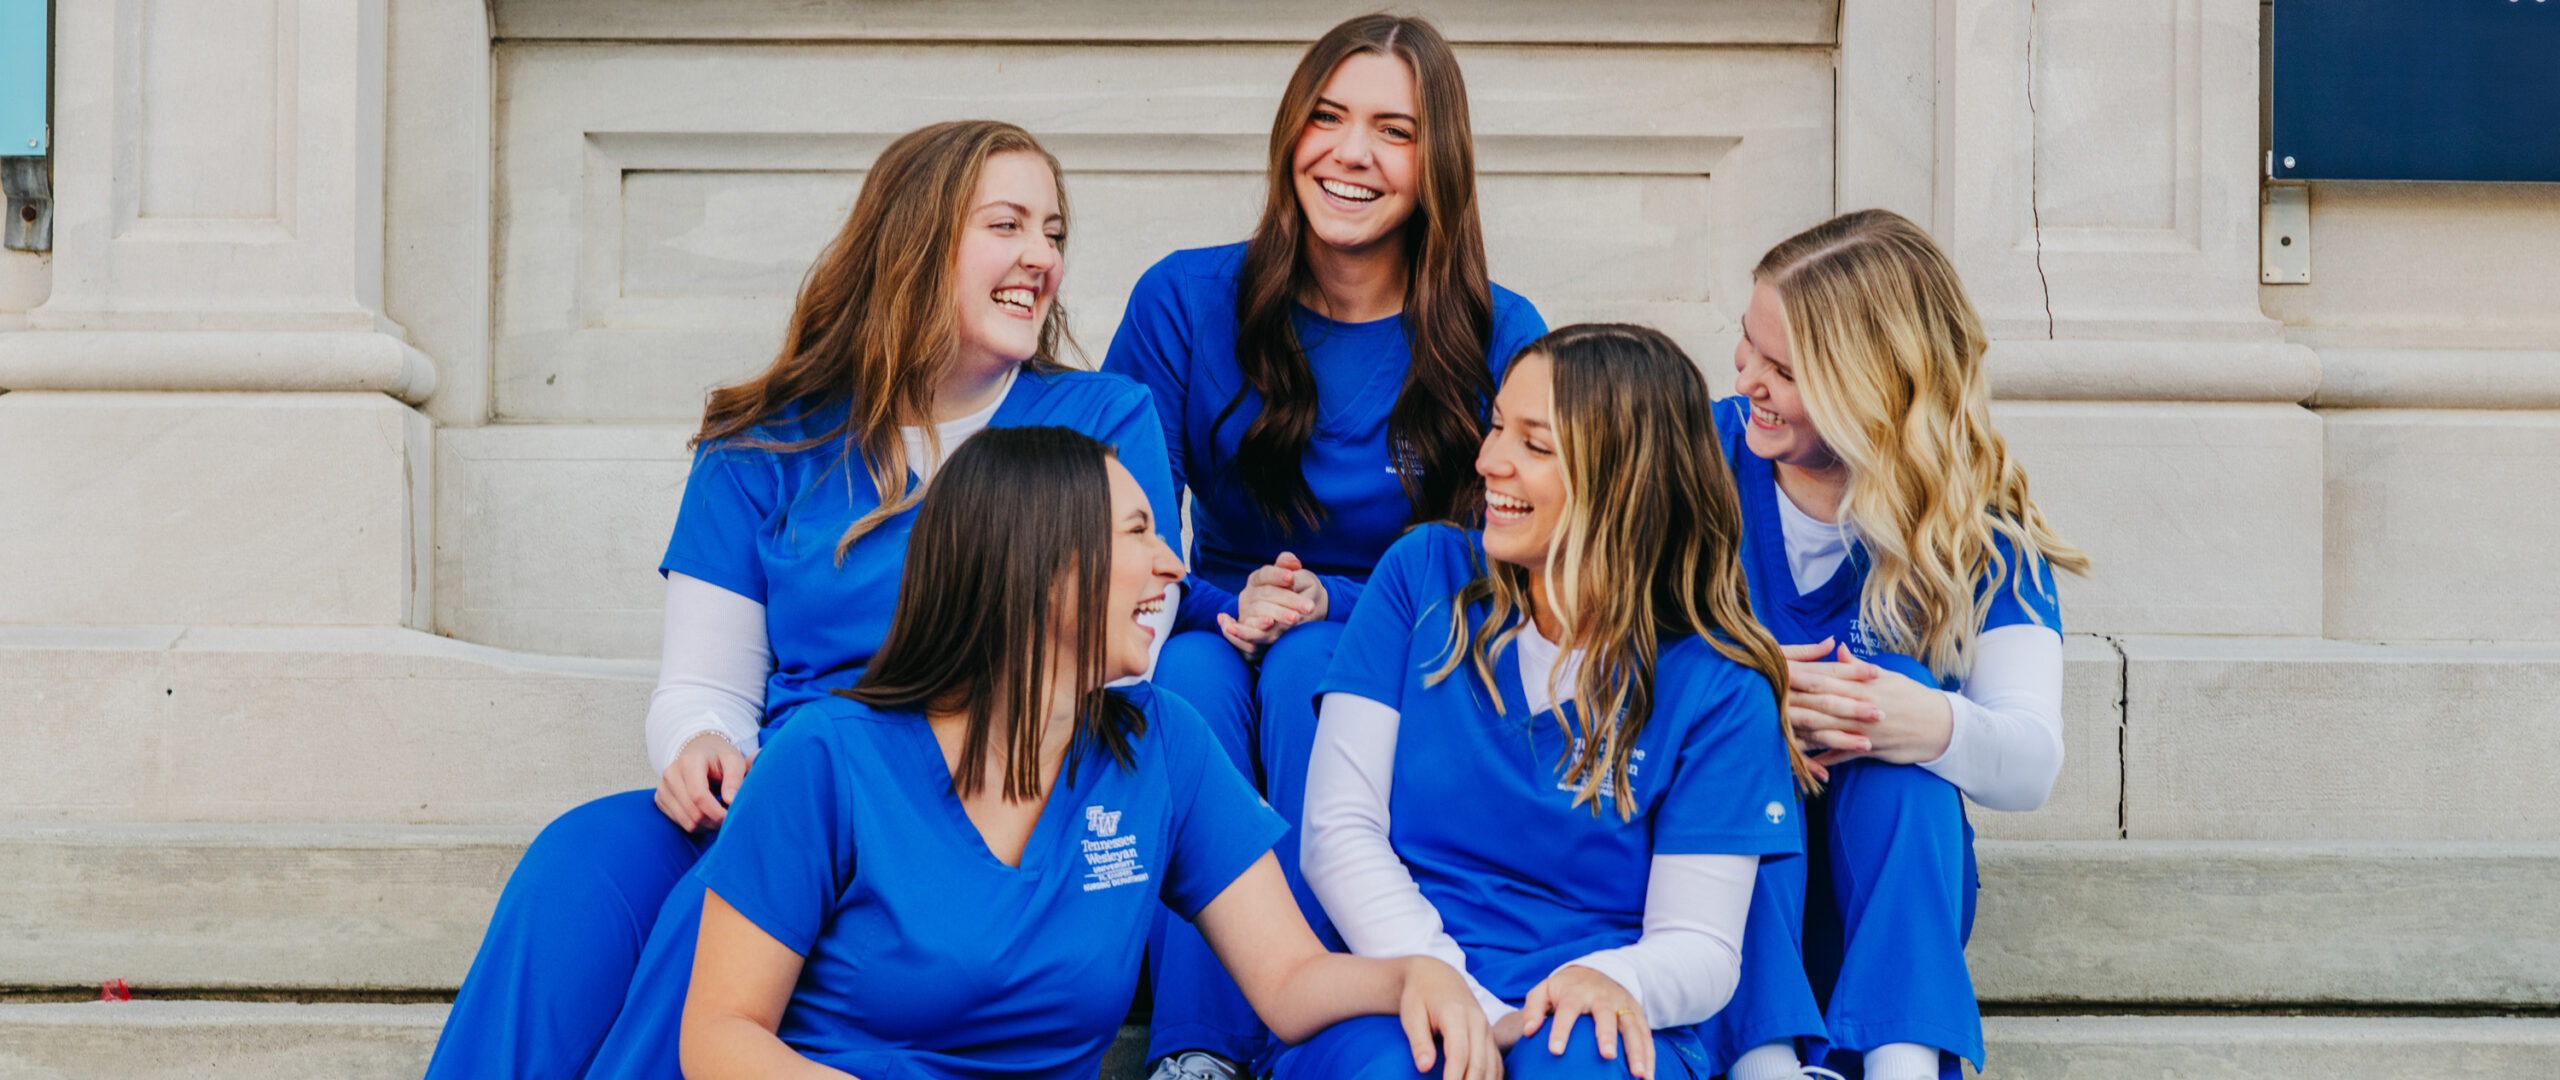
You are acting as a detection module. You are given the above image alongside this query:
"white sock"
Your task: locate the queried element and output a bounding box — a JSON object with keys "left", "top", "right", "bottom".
{"left": 1864, "top": 1042, "right": 1940, "bottom": 1080}
{"left": 1727, "top": 1041, "right": 1803, "bottom": 1080}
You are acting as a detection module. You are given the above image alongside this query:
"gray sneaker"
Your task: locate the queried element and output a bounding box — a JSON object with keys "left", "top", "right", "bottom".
{"left": 1146, "top": 1050, "right": 1246, "bottom": 1080}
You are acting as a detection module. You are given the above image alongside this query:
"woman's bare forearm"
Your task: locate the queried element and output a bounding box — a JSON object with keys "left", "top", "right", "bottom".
{"left": 1251, "top": 951, "right": 1419, "bottom": 1044}
{"left": 679, "top": 1011, "right": 854, "bottom": 1080}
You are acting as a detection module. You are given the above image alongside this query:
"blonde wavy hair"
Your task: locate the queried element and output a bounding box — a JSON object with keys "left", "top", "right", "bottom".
{"left": 1755, "top": 210, "right": 2089, "bottom": 681}
{"left": 1430, "top": 324, "right": 1816, "bottom": 815}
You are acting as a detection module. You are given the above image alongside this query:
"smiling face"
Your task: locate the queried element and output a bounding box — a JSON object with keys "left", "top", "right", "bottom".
{"left": 1477, "top": 352, "right": 1569, "bottom": 572}
{"left": 950, "top": 150, "right": 1066, "bottom": 380}
{"left": 1099, "top": 457, "right": 1186, "bottom": 682}
{"left": 1290, "top": 51, "right": 1423, "bottom": 258}
{"left": 1733, "top": 281, "right": 1838, "bottom": 470}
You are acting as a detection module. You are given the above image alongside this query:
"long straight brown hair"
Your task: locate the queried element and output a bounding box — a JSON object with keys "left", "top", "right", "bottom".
{"left": 1431, "top": 325, "right": 1815, "bottom": 814}
{"left": 694, "top": 120, "right": 1074, "bottom": 561}
{"left": 1224, "top": 13, "right": 1496, "bottom": 532}
{"left": 842, "top": 426, "right": 1143, "bottom": 801}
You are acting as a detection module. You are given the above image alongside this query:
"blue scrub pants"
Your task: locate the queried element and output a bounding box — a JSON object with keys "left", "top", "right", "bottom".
{"left": 1144, "top": 623, "right": 1344, "bottom": 1070}
{"left": 422, "top": 789, "right": 709, "bottom": 1080}
{"left": 1695, "top": 845, "right": 1828, "bottom": 1077}
{"left": 1273, "top": 1014, "right": 1703, "bottom": 1080}
{"left": 581, "top": 870, "right": 717, "bottom": 1080}
{"left": 1799, "top": 653, "right": 1983, "bottom": 1080}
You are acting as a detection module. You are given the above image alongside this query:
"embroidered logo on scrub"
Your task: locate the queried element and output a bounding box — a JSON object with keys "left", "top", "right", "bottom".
{"left": 1765, "top": 801, "right": 1787, "bottom": 825}
{"left": 1080, "top": 805, "right": 1148, "bottom": 892}
{"left": 1554, "top": 744, "right": 1645, "bottom": 801}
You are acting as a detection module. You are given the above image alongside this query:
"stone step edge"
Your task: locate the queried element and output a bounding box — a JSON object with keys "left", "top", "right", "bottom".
{"left": 7, "top": 827, "right": 2557, "bottom": 1005}
{"left": 3, "top": 1006, "right": 2557, "bottom": 1080}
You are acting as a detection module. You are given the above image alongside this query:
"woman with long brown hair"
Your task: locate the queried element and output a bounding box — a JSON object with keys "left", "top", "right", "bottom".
{"left": 1104, "top": 14, "right": 1546, "bottom": 1076}
{"left": 424, "top": 120, "right": 1186, "bottom": 1080}
{"left": 1709, "top": 209, "right": 2086, "bottom": 1080}
{"left": 575, "top": 427, "right": 1497, "bottom": 1080}
{"left": 1286, "top": 325, "right": 1810, "bottom": 1080}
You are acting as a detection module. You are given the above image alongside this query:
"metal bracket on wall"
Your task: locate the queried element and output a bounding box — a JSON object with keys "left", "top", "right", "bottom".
{"left": 2260, "top": 181, "right": 2309, "bottom": 285}
{"left": 2, "top": 156, "right": 46, "bottom": 252}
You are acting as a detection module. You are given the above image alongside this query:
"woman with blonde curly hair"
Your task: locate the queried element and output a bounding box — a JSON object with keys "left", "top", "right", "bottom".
{"left": 1707, "top": 209, "right": 2088, "bottom": 1080}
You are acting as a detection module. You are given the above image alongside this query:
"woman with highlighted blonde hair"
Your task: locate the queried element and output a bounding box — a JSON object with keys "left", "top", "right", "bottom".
{"left": 1707, "top": 209, "right": 2088, "bottom": 1080}
{"left": 1288, "top": 324, "right": 1812, "bottom": 1080}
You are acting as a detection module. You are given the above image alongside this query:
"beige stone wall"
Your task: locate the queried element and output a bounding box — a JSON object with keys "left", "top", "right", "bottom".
{"left": 2, "top": 0, "right": 2557, "bottom": 844}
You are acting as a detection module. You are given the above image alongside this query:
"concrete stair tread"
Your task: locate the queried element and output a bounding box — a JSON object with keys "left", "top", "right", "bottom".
{"left": 8, "top": 823, "right": 2558, "bottom": 1006}
{"left": 4, "top": 1006, "right": 2556, "bottom": 1079}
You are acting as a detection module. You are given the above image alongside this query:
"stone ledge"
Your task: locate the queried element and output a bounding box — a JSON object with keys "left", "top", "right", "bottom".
{"left": 5, "top": 1006, "right": 2553, "bottom": 1080}
{"left": 0, "top": 625, "right": 650, "bottom": 824}
{"left": 0, "top": 823, "right": 536, "bottom": 991}
{"left": 10, "top": 826, "right": 2553, "bottom": 1007}
{"left": 1977, "top": 1016, "right": 2560, "bottom": 1079}
{"left": 2120, "top": 637, "right": 2560, "bottom": 840}
{"left": 1971, "top": 841, "right": 2560, "bottom": 1005}
{"left": 0, "top": 1002, "right": 443, "bottom": 1080}
{"left": 0, "top": 331, "right": 436, "bottom": 403}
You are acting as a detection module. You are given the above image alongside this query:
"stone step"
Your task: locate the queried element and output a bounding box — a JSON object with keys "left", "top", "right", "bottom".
{"left": 0, "top": 625, "right": 651, "bottom": 826}
{"left": 14, "top": 626, "right": 2560, "bottom": 847}
{"left": 0, "top": 1002, "right": 443, "bottom": 1080}
{"left": 0, "top": 823, "right": 533, "bottom": 991}
{"left": 3, "top": 1005, "right": 2554, "bottom": 1080}
{"left": 8, "top": 824, "right": 2556, "bottom": 1007}
{"left": 1975, "top": 1016, "right": 2560, "bottom": 1079}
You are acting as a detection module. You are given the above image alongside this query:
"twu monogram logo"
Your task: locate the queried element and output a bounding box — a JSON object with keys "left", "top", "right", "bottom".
{"left": 1084, "top": 805, "right": 1122, "bottom": 838}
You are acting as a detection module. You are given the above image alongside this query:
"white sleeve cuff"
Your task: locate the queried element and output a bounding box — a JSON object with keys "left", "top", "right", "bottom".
{"left": 644, "top": 573, "right": 773, "bottom": 776}
{"left": 1916, "top": 624, "right": 2065, "bottom": 812}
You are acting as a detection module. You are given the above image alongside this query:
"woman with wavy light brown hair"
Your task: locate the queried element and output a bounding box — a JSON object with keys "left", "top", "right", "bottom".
{"left": 1288, "top": 324, "right": 1810, "bottom": 1080}
{"left": 424, "top": 120, "right": 1187, "bottom": 1080}
{"left": 1106, "top": 14, "right": 1547, "bottom": 1078}
{"left": 1708, "top": 208, "right": 2087, "bottom": 1080}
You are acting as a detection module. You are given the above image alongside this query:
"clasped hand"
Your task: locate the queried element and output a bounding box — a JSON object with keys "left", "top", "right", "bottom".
{"left": 1782, "top": 639, "right": 1954, "bottom": 782}
{"left": 1217, "top": 551, "right": 1329, "bottom": 660}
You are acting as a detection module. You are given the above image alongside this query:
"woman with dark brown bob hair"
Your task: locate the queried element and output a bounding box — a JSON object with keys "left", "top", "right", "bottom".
{"left": 576, "top": 426, "right": 1496, "bottom": 1080}
{"left": 1104, "top": 15, "right": 1547, "bottom": 1078}
{"left": 425, "top": 120, "right": 1191, "bottom": 1080}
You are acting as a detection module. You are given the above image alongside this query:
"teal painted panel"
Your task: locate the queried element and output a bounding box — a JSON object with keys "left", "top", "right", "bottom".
{"left": 1, "top": 0, "right": 45, "bottom": 154}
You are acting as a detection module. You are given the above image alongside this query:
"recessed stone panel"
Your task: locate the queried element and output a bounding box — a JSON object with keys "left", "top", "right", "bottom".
{"left": 435, "top": 425, "right": 695, "bottom": 660}
{"left": 1992, "top": 400, "right": 2323, "bottom": 637}
{"left": 494, "top": 41, "right": 1830, "bottom": 420}
{"left": 2325, "top": 409, "right": 2560, "bottom": 642}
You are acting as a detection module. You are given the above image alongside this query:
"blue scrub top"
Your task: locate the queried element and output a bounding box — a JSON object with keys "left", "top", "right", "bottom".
{"left": 696, "top": 683, "right": 1288, "bottom": 1080}
{"left": 1315, "top": 525, "right": 1802, "bottom": 1006}
{"left": 1707, "top": 396, "right": 2062, "bottom": 688}
{"left": 658, "top": 366, "right": 1182, "bottom": 725}
{"left": 1102, "top": 242, "right": 1548, "bottom": 629}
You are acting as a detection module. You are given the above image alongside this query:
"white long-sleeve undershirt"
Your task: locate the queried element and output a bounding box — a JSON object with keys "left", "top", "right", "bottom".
{"left": 641, "top": 382, "right": 1179, "bottom": 776}
{"left": 1772, "top": 480, "right": 2066, "bottom": 813}
{"left": 1301, "top": 635, "right": 1757, "bottom": 1028}
{"left": 645, "top": 572, "right": 772, "bottom": 775}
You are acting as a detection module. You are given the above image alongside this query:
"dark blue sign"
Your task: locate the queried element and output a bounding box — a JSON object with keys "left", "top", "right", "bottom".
{"left": 2272, "top": 0, "right": 2560, "bottom": 182}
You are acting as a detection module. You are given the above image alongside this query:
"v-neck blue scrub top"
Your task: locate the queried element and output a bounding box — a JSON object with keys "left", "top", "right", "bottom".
{"left": 694, "top": 683, "right": 1289, "bottom": 1080}
{"left": 1706, "top": 396, "right": 2061, "bottom": 676}
{"left": 657, "top": 366, "right": 1183, "bottom": 726}
{"left": 1103, "top": 242, "right": 1548, "bottom": 629}
{"left": 1313, "top": 525, "right": 1803, "bottom": 1010}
